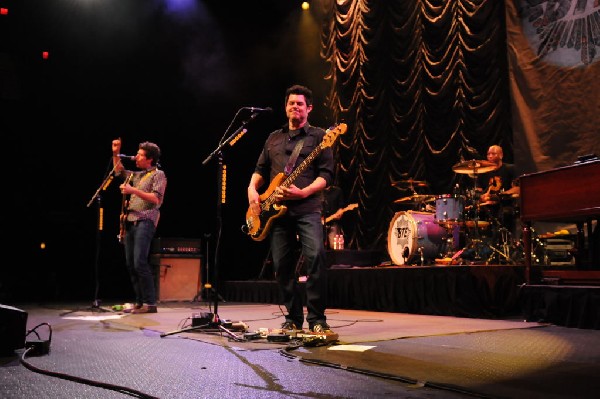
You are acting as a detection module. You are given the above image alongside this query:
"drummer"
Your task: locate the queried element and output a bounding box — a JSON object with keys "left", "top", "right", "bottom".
{"left": 476, "top": 145, "right": 520, "bottom": 234}
{"left": 477, "top": 145, "right": 519, "bottom": 202}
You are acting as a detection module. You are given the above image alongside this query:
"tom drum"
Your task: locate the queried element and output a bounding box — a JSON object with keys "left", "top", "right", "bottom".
{"left": 435, "top": 194, "right": 465, "bottom": 226}
{"left": 387, "top": 211, "right": 446, "bottom": 265}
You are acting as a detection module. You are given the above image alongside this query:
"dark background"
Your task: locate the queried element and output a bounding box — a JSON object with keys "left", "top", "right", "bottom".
{"left": 1, "top": 0, "right": 333, "bottom": 302}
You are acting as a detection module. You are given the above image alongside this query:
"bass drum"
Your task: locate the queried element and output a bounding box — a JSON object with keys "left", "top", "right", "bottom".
{"left": 387, "top": 211, "right": 446, "bottom": 265}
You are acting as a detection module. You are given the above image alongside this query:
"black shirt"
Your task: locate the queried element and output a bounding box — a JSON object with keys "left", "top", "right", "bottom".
{"left": 477, "top": 163, "right": 518, "bottom": 195}
{"left": 254, "top": 124, "right": 335, "bottom": 217}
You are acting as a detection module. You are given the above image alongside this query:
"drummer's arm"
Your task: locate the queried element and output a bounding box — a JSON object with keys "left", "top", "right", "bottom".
{"left": 504, "top": 185, "right": 520, "bottom": 196}
{"left": 504, "top": 177, "right": 520, "bottom": 197}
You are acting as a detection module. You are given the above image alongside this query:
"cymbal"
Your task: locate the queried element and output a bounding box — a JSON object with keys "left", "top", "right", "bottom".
{"left": 452, "top": 160, "right": 498, "bottom": 174}
{"left": 394, "top": 194, "right": 435, "bottom": 204}
{"left": 391, "top": 179, "right": 429, "bottom": 187}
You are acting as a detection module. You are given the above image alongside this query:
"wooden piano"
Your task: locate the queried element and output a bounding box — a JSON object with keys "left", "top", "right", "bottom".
{"left": 520, "top": 159, "right": 600, "bottom": 284}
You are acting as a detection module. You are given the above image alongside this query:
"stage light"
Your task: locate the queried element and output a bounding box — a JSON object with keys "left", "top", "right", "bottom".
{"left": 1, "top": 8, "right": 8, "bottom": 15}
{"left": 42, "top": 51, "right": 49, "bottom": 60}
{"left": 302, "top": 2, "right": 310, "bottom": 11}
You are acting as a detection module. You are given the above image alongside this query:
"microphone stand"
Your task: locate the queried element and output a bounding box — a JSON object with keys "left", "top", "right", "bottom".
{"left": 161, "top": 110, "right": 259, "bottom": 337}
{"left": 61, "top": 163, "right": 119, "bottom": 316}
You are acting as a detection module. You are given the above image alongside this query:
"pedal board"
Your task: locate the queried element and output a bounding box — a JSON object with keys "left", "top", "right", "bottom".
{"left": 297, "top": 332, "right": 339, "bottom": 346}
{"left": 256, "top": 328, "right": 339, "bottom": 346}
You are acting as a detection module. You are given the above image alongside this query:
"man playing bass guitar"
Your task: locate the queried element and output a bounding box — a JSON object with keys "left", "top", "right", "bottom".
{"left": 247, "top": 85, "right": 335, "bottom": 335}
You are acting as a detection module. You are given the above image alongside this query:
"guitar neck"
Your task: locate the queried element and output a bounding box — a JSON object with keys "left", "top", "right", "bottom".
{"left": 281, "top": 143, "right": 324, "bottom": 188}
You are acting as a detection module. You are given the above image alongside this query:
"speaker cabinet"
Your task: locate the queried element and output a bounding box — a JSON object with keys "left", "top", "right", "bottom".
{"left": 0, "top": 304, "right": 28, "bottom": 355}
{"left": 155, "top": 256, "right": 202, "bottom": 301}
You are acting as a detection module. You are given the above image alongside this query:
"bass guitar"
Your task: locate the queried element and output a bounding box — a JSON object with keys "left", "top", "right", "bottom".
{"left": 118, "top": 173, "right": 134, "bottom": 244}
{"left": 244, "top": 123, "right": 347, "bottom": 241}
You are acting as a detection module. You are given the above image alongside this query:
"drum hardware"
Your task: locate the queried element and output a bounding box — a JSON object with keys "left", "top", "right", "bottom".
{"left": 451, "top": 160, "right": 494, "bottom": 261}
{"left": 484, "top": 227, "right": 517, "bottom": 265}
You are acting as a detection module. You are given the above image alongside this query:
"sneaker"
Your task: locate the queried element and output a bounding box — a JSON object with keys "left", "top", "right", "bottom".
{"left": 131, "top": 304, "right": 157, "bottom": 314}
{"left": 311, "top": 322, "right": 333, "bottom": 334}
{"left": 280, "top": 321, "right": 300, "bottom": 331}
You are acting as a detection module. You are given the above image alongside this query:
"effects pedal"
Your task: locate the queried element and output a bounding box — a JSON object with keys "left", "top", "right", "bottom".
{"left": 243, "top": 332, "right": 261, "bottom": 340}
{"left": 267, "top": 333, "right": 290, "bottom": 342}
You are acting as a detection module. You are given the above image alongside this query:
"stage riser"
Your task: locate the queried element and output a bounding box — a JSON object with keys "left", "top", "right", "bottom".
{"left": 223, "top": 266, "right": 526, "bottom": 318}
{"left": 222, "top": 266, "right": 600, "bottom": 329}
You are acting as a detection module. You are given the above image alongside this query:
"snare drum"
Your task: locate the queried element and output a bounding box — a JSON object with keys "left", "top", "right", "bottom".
{"left": 435, "top": 194, "right": 465, "bottom": 226}
{"left": 387, "top": 211, "right": 446, "bottom": 265}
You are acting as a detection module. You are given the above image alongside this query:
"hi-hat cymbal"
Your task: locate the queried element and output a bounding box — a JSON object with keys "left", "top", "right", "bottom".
{"left": 452, "top": 160, "right": 498, "bottom": 174}
{"left": 394, "top": 194, "right": 435, "bottom": 204}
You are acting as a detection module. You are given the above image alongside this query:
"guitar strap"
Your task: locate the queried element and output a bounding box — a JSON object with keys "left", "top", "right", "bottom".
{"left": 284, "top": 138, "right": 305, "bottom": 176}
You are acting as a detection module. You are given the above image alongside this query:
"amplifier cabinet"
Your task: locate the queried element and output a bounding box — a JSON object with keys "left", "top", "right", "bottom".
{"left": 153, "top": 255, "right": 202, "bottom": 302}
{"left": 0, "top": 304, "right": 28, "bottom": 355}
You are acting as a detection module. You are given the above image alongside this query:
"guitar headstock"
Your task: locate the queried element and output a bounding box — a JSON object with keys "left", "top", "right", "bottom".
{"left": 322, "top": 123, "right": 347, "bottom": 148}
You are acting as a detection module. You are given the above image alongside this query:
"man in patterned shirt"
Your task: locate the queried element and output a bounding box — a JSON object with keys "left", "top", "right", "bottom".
{"left": 112, "top": 139, "right": 167, "bottom": 314}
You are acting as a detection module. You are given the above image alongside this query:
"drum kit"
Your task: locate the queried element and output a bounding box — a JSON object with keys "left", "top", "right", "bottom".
{"left": 388, "top": 160, "right": 521, "bottom": 266}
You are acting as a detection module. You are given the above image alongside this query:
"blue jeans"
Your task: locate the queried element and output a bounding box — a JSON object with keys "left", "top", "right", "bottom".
{"left": 270, "top": 212, "right": 327, "bottom": 329}
{"left": 124, "top": 219, "right": 157, "bottom": 305}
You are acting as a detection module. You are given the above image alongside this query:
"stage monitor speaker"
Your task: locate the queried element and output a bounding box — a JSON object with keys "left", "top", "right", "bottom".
{"left": 156, "top": 256, "right": 202, "bottom": 302}
{"left": 0, "top": 304, "right": 28, "bottom": 356}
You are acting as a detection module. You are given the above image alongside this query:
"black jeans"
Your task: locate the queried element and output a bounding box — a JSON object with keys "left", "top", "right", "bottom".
{"left": 270, "top": 212, "right": 327, "bottom": 329}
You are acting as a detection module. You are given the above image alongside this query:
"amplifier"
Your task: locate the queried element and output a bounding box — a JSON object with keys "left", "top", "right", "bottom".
{"left": 152, "top": 255, "right": 202, "bottom": 301}
{"left": 540, "top": 236, "right": 576, "bottom": 266}
{"left": 151, "top": 237, "right": 202, "bottom": 255}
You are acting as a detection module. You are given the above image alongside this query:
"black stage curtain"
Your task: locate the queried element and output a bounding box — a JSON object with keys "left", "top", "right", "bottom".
{"left": 521, "top": 285, "right": 600, "bottom": 330}
{"left": 320, "top": 0, "right": 512, "bottom": 253}
{"left": 319, "top": 0, "right": 600, "bottom": 255}
{"left": 223, "top": 266, "right": 527, "bottom": 319}
{"left": 327, "top": 266, "right": 525, "bottom": 318}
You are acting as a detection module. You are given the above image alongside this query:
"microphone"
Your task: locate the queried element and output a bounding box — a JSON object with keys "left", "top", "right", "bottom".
{"left": 245, "top": 106, "right": 273, "bottom": 113}
{"left": 117, "top": 154, "right": 135, "bottom": 161}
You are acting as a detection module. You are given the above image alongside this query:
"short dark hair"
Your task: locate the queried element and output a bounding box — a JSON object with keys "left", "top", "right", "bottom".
{"left": 139, "top": 141, "right": 161, "bottom": 166}
{"left": 285, "top": 84, "right": 313, "bottom": 107}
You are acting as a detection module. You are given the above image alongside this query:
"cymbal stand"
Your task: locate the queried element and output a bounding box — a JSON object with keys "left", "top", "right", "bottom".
{"left": 440, "top": 222, "right": 460, "bottom": 259}
{"left": 467, "top": 187, "right": 486, "bottom": 260}
{"left": 484, "top": 222, "right": 517, "bottom": 265}
{"left": 456, "top": 182, "right": 486, "bottom": 262}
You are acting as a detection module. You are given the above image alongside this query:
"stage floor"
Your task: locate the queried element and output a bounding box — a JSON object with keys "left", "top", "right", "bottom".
{"left": 3, "top": 301, "right": 600, "bottom": 398}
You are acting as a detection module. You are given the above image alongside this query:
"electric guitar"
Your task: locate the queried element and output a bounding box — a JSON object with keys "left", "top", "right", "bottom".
{"left": 324, "top": 203, "right": 358, "bottom": 224}
{"left": 245, "top": 123, "right": 348, "bottom": 241}
{"left": 118, "top": 173, "right": 134, "bottom": 244}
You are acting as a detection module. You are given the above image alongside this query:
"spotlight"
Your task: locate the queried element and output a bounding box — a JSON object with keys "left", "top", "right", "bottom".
{"left": 302, "top": 2, "right": 310, "bottom": 11}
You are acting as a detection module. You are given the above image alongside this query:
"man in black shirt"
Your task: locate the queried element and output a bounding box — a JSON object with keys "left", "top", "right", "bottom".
{"left": 247, "top": 85, "right": 335, "bottom": 334}
{"left": 477, "top": 144, "right": 520, "bottom": 237}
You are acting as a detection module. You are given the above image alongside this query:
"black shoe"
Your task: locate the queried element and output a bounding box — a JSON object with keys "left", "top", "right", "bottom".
{"left": 311, "top": 322, "right": 333, "bottom": 334}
